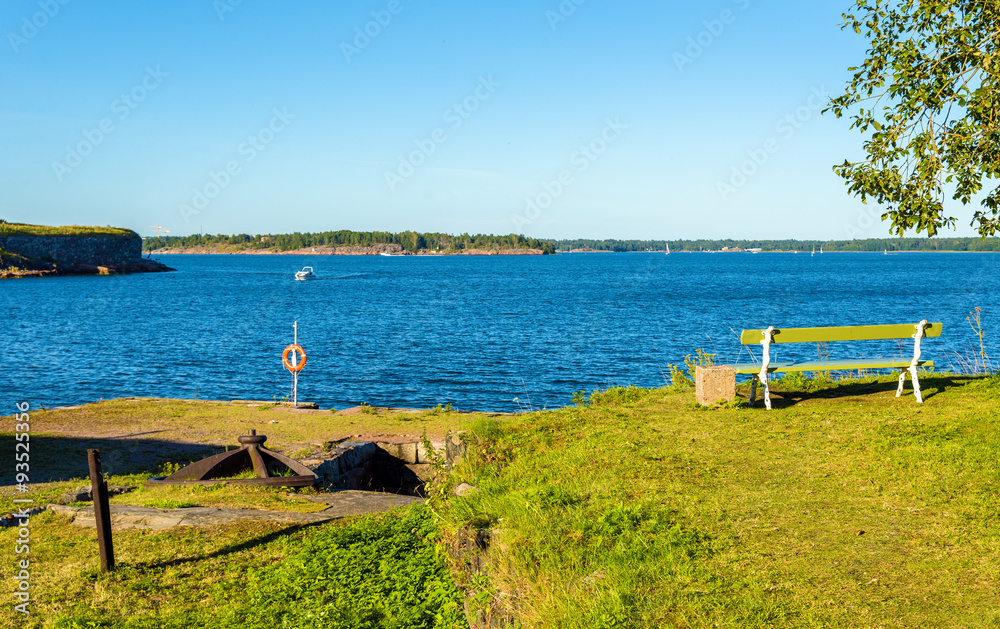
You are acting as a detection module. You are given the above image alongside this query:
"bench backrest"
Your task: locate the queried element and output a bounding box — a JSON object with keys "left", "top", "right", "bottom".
{"left": 740, "top": 322, "right": 942, "bottom": 345}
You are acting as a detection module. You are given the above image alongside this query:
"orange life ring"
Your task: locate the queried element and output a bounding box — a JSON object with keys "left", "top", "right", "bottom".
{"left": 282, "top": 344, "right": 307, "bottom": 372}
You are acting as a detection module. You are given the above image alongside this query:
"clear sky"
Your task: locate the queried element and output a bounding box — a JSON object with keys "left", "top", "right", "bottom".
{"left": 0, "top": 0, "right": 978, "bottom": 240}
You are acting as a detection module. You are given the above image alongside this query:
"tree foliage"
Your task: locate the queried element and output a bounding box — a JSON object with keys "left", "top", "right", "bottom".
{"left": 828, "top": 0, "right": 1000, "bottom": 237}
{"left": 144, "top": 229, "right": 556, "bottom": 254}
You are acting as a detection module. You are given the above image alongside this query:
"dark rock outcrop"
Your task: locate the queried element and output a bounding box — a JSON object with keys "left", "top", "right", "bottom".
{"left": 0, "top": 235, "right": 174, "bottom": 278}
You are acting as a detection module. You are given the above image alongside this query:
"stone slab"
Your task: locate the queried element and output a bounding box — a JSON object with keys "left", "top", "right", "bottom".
{"left": 695, "top": 365, "right": 736, "bottom": 405}
{"left": 49, "top": 490, "right": 422, "bottom": 530}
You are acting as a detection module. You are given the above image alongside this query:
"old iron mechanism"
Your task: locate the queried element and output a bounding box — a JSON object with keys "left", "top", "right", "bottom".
{"left": 147, "top": 430, "right": 317, "bottom": 487}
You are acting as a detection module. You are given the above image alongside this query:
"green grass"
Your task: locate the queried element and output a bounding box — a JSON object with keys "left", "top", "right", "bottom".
{"left": 0, "top": 222, "right": 138, "bottom": 238}
{"left": 0, "top": 505, "right": 465, "bottom": 628}
{"left": 0, "top": 397, "right": 470, "bottom": 491}
{"left": 4, "top": 379, "right": 999, "bottom": 627}
{"left": 438, "top": 374, "right": 1000, "bottom": 627}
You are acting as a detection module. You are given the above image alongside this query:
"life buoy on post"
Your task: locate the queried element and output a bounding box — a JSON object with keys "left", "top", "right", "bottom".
{"left": 282, "top": 344, "right": 307, "bottom": 372}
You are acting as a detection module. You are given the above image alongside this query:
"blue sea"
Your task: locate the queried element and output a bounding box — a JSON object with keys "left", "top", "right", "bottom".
{"left": 4, "top": 252, "right": 999, "bottom": 413}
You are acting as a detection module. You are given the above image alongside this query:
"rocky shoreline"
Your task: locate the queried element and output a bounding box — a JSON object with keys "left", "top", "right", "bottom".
{"left": 0, "top": 233, "right": 176, "bottom": 278}
{"left": 0, "top": 255, "right": 175, "bottom": 279}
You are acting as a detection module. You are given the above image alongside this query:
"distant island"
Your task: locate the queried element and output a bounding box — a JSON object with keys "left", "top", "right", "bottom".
{"left": 554, "top": 237, "right": 1000, "bottom": 253}
{"left": 145, "top": 230, "right": 556, "bottom": 256}
{"left": 144, "top": 230, "right": 1000, "bottom": 255}
{"left": 0, "top": 221, "right": 174, "bottom": 278}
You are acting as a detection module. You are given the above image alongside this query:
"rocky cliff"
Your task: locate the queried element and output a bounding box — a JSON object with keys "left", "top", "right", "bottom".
{"left": 0, "top": 235, "right": 174, "bottom": 278}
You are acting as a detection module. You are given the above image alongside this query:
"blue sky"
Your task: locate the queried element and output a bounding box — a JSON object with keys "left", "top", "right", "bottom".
{"left": 0, "top": 0, "right": 974, "bottom": 240}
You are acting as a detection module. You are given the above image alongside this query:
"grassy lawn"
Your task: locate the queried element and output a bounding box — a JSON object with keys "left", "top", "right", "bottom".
{"left": 0, "top": 506, "right": 466, "bottom": 628}
{"left": 2, "top": 376, "right": 998, "bottom": 627}
{"left": 0, "top": 399, "right": 474, "bottom": 628}
{"left": 0, "top": 223, "right": 138, "bottom": 238}
{"left": 441, "top": 374, "right": 1000, "bottom": 628}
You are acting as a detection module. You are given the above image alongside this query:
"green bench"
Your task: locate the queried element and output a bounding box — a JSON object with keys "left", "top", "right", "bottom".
{"left": 732, "top": 320, "right": 942, "bottom": 409}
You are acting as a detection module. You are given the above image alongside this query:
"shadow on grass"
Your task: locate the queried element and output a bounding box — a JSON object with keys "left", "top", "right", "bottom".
{"left": 740, "top": 375, "right": 972, "bottom": 409}
{"left": 136, "top": 520, "right": 329, "bottom": 571}
{"left": 0, "top": 434, "right": 226, "bottom": 482}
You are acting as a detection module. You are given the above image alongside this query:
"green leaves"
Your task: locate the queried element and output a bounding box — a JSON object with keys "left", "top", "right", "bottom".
{"left": 829, "top": 0, "right": 1000, "bottom": 237}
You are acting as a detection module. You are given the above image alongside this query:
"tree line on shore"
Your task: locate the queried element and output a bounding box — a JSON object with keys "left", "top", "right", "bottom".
{"left": 144, "top": 230, "right": 557, "bottom": 254}
{"left": 554, "top": 237, "right": 1000, "bottom": 252}
{"left": 143, "top": 230, "right": 1000, "bottom": 254}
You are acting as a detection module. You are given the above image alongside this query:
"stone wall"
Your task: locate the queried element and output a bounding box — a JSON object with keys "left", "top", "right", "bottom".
{"left": 305, "top": 433, "right": 466, "bottom": 495}
{"left": 0, "top": 235, "right": 141, "bottom": 266}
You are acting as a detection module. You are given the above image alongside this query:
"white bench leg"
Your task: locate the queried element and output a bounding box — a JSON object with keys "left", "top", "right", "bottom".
{"left": 761, "top": 373, "right": 772, "bottom": 410}
{"left": 910, "top": 365, "right": 923, "bottom": 403}
{"left": 896, "top": 370, "right": 907, "bottom": 397}
{"left": 907, "top": 320, "right": 926, "bottom": 403}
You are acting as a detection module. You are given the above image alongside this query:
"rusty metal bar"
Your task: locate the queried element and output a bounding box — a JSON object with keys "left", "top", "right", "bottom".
{"left": 87, "top": 449, "right": 115, "bottom": 572}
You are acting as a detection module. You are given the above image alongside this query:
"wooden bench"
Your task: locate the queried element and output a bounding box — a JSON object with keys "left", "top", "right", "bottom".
{"left": 732, "top": 320, "right": 942, "bottom": 409}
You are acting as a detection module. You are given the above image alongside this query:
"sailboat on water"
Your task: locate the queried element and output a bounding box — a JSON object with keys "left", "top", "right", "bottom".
{"left": 665, "top": 243, "right": 671, "bottom": 255}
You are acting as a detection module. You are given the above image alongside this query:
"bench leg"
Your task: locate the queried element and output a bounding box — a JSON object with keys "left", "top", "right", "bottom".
{"left": 761, "top": 374, "right": 772, "bottom": 410}
{"left": 910, "top": 365, "right": 923, "bottom": 403}
{"left": 750, "top": 376, "right": 758, "bottom": 405}
{"left": 896, "top": 370, "right": 907, "bottom": 397}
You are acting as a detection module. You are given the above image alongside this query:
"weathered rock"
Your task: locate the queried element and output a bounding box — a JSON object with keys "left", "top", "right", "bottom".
{"left": 446, "top": 432, "right": 468, "bottom": 468}
{"left": 0, "top": 236, "right": 174, "bottom": 278}
{"left": 48, "top": 490, "right": 423, "bottom": 530}
{"left": 57, "top": 484, "right": 135, "bottom": 505}
{"left": 454, "top": 483, "right": 479, "bottom": 497}
{"left": 0, "top": 507, "right": 47, "bottom": 528}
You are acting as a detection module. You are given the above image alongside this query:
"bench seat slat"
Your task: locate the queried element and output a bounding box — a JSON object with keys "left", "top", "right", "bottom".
{"left": 739, "top": 323, "right": 942, "bottom": 345}
{"left": 731, "top": 358, "right": 934, "bottom": 374}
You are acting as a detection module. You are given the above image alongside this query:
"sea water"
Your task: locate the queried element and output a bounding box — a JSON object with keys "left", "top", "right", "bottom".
{"left": 3, "top": 252, "right": 998, "bottom": 412}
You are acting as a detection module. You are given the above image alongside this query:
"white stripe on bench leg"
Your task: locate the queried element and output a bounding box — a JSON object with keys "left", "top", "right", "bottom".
{"left": 750, "top": 376, "right": 758, "bottom": 404}
{"left": 896, "top": 369, "right": 907, "bottom": 397}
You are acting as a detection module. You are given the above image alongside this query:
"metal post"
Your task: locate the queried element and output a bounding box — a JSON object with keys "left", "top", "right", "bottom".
{"left": 293, "top": 321, "right": 298, "bottom": 407}
{"left": 87, "top": 449, "right": 115, "bottom": 572}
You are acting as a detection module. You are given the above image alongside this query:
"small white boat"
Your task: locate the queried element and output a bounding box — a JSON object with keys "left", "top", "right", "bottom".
{"left": 665, "top": 244, "right": 671, "bottom": 255}
{"left": 294, "top": 266, "right": 315, "bottom": 280}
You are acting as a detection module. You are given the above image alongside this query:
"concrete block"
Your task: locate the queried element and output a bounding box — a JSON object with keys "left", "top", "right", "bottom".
{"left": 405, "top": 463, "right": 433, "bottom": 482}
{"left": 416, "top": 441, "right": 444, "bottom": 464}
{"left": 374, "top": 441, "right": 420, "bottom": 464}
{"left": 695, "top": 366, "right": 736, "bottom": 405}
